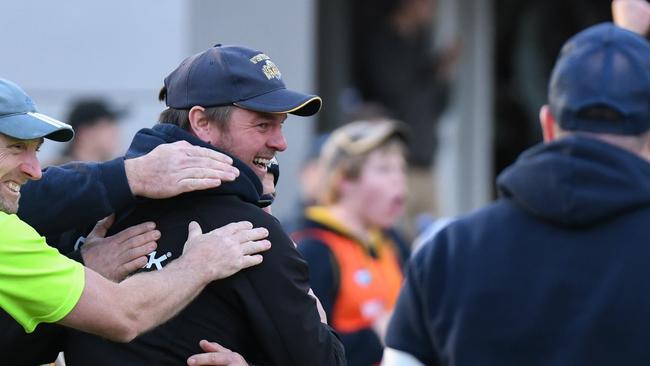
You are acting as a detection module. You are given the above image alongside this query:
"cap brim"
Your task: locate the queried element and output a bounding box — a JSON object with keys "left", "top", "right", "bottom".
{"left": 235, "top": 88, "right": 322, "bottom": 117}
{"left": 0, "top": 112, "right": 74, "bottom": 142}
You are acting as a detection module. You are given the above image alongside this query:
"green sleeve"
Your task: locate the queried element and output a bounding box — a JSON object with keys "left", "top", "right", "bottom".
{"left": 0, "top": 212, "right": 85, "bottom": 332}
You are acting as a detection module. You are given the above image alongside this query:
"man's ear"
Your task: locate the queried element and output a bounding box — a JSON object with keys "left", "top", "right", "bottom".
{"left": 188, "top": 106, "right": 212, "bottom": 143}
{"left": 539, "top": 105, "right": 558, "bottom": 143}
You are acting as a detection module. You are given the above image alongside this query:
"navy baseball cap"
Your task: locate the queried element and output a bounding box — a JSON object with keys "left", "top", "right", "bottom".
{"left": 549, "top": 22, "right": 650, "bottom": 135}
{"left": 163, "top": 44, "right": 322, "bottom": 116}
{"left": 0, "top": 79, "right": 74, "bottom": 142}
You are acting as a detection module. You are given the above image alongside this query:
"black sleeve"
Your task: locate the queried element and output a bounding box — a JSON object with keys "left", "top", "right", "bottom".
{"left": 296, "top": 238, "right": 337, "bottom": 318}
{"left": 386, "top": 236, "right": 445, "bottom": 365}
{"left": 18, "top": 157, "right": 134, "bottom": 238}
{"left": 234, "top": 214, "right": 346, "bottom": 366}
{"left": 340, "top": 330, "right": 383, "bottom": 366}
{"left": 0, "top": 310, "right": 67, "bottom": 366}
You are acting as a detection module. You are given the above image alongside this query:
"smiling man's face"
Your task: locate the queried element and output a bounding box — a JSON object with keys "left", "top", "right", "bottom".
{"left": 209, "top": 107, "right": 288, "bottom": 179}
{"left": 0, "top": 133, "right": 43, "bottom": 214}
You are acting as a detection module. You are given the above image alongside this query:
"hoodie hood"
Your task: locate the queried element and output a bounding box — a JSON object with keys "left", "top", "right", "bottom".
{"left": 126, "top": 123, "right": 263, "bottom": 205}
{"left": 497, "top": 135, "right": 650, "bottom": 227}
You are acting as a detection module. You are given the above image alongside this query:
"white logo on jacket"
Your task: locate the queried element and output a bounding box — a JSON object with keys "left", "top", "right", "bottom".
{"left": 145, "top": 251, "right": 172, "bottom": 270}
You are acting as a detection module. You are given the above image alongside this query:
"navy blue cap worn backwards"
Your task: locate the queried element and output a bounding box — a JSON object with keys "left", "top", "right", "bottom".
{"left": 549, "top": 22, "right": 650, "bottom": 135}
{"left": 0, "top": 79, "right": 74, "bottom": 142}
{"left": 163, "top": 44, "right": 322, "bottom": 116}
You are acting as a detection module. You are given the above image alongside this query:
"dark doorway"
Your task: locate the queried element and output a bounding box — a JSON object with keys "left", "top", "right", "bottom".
{"left": 493, "top": 0, "right": 612, "bottom": 182}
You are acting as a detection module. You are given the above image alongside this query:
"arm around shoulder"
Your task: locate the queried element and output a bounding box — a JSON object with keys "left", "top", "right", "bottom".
{"left": 58, "top": 220, "right": 270, "bottom": 342}
{"left": 19, "top": 158, "right": 133, "bottom": 236}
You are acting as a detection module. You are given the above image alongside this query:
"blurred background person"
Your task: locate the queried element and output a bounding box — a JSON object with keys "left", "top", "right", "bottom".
{"left": 342, "top": 102, "right": 451, "bottom": 236}
{"left": 52, "top": 99, "right": 124, "bottom": 165}
{"left": 292, "top": 119, "right": 410, "bottom": 366}
{"left": 351, "top": 0, "right": 460, "bottom": 237}
{"left": 383, "top": 21, "right": 650, "bottom": 366}
{"left": 284, "top": 103, "right": 394, "bottom": 234}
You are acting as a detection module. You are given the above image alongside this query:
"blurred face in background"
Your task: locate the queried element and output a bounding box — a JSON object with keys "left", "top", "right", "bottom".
{"left": 397, "top": 0, "right": 436, "bottom": 28}
{"left": 342, "top": 144, "right": 407, "bottom": 229}
{"left": 74, "top": 118, "right": 120, "bottom": 161}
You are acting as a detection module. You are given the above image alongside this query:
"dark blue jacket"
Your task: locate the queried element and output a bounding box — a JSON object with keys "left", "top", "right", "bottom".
{"left": 386, "top": 136, "right": 650, "bottom": 365}
{"left": 19, "top": 157, "right": 133, "bottom": 237}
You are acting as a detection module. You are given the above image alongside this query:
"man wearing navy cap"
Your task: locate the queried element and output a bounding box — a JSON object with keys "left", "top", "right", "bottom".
{"left": 63, "top": 45, "right": 345, "bottom": 366}
{"left": 383, "top": 23, "right": 650, "bottom": 366}
{"left": 0, "top": 78, "right": 271, "bottom": 343}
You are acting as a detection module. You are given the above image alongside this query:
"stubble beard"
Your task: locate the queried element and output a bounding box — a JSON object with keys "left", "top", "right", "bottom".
{"left": 0, "top": 194, "right": 19, "bottom": 215}
{"left": 211, "top": 130, "right": 269, "bottom": 180}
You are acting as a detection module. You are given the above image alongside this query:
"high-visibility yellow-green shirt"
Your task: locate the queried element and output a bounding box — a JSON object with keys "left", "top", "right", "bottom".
{"left": 0, "top": 211, "right": 84, "bottom": 332}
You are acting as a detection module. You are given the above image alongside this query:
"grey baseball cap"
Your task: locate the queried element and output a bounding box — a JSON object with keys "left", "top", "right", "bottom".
{"left": 0, "top": 79, "right": 74, "bottom": 142}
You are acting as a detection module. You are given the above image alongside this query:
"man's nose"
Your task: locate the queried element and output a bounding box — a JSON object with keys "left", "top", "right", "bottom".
{"left": 21, "top": 152, "right": 42, "bottom": 180}
{"left": 268, "top": 131, "right": 287, "bottom": 152}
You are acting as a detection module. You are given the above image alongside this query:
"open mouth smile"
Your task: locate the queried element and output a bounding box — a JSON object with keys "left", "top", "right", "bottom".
{"left": 253, "top": 157, "right": 272, "bottom": 171}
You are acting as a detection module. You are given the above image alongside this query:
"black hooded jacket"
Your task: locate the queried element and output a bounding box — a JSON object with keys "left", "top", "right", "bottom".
{"left": 386, "top": 135, "right": 650, "bottom": 365}
{"left": 63, "top": 124, "right": 346, "bottom": 366}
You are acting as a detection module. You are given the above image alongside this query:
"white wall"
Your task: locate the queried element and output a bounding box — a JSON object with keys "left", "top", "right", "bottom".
{"left": 0, "top": 0, "right": 188, "bottom": 162}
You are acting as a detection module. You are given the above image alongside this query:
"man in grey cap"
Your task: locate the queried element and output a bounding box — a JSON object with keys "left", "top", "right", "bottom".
{"left": 0, "top": 78, "right": 271, "bottom": 342}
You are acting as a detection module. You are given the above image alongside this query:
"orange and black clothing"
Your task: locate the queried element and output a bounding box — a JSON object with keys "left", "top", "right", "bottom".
{"left": 293, "top": 206, "right": 409, "bottom": 366}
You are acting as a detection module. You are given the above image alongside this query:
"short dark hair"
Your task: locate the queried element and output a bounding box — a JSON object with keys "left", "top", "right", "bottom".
{"left": 67, "top": 99, "right": 123, "bottom": 129}
{"left": 158, "top": 86, "right": 233, "bottom": 130}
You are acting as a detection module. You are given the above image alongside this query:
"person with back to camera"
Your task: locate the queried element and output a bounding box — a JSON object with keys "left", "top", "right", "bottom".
{"left": 382, "top": 22, "right": 650, "bottom": 366}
